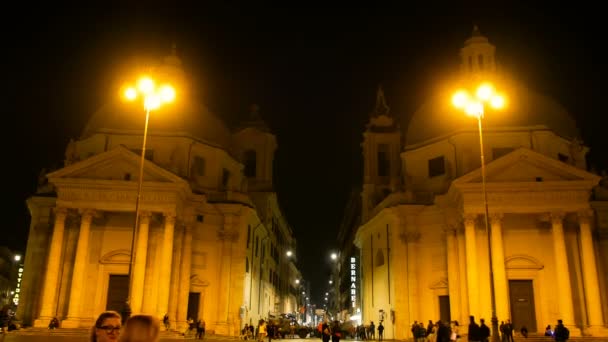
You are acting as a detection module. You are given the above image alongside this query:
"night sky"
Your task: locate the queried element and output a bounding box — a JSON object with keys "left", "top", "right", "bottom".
{"left": 4, "top": 4, "right": 608, "bottom": 304}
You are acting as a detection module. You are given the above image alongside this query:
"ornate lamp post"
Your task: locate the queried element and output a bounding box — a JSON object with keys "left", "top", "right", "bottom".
{"left": 453, "top": 83, "right": 505, "bottom": 342}
{"left": 122, "top": 77, "right": 175, "bottom": 310}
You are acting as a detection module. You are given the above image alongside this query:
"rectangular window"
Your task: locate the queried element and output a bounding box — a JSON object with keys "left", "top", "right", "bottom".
{"left": 492, "top": 147, "right": 514, "bottom": 160}
{"left": 377, "top": 144, "right": 390, "bottom": 177}
{"left": 428, "top": 156, "right": 446, "bottom": 177}
{"left": 247, "top": 225, "right": 251, "bottom": 249}
{"left": 221, "top": 169, "right": 230, "bottom": 189}
{"left": 192, "top": 156, "right": 206, "bottom": 176}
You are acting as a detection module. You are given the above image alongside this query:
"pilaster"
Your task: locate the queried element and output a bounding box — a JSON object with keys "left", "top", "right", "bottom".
{"left": 463, "top": 213, "right": 480, "bottom": 319}
{"left": 489, "top": 212, "right": 509, "bottom": 323}
{"left": 157, "top": 213, "right": 176, "bottom": 318}
{"left": 34, "top": 207, "right": 68, "bottom": 327}
{"left": 577, "top": 210, "right": 607, "bottom": 335}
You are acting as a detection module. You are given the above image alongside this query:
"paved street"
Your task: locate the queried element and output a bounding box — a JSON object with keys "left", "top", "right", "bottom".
{"left": 0, "top": 334, "right": 323, "bottom": 342}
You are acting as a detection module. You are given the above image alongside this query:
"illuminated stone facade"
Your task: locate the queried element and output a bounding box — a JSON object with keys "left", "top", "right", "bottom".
{"left": 18, "top": 50, "right": 301, "bottom": 335}
{"left": 354, "top": 28, "right": 608, "bottom": 338}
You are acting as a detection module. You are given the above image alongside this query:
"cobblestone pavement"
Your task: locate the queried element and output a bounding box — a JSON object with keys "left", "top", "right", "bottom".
{"left": 0, "top": 334, "right": 325, "bottom": 342}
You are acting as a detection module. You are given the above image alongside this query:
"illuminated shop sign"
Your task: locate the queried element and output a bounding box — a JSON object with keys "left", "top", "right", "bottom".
{"left": 350, "top": 257, "right": 357, "bottom": 308}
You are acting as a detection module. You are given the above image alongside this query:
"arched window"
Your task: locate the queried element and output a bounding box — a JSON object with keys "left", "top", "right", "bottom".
{"left": 244, "top": 150, "right": 257, "bottom": 177}
{"left": 478, "top": 54, "right": 484, "bottom": 70}
{"left": 375, "top": 249, "right": 385, "bottom": 267}
{"left": 377, "top": 144, "right": 390, "bottom": 177}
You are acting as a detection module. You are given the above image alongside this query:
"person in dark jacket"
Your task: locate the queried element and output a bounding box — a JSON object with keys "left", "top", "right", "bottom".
{"left": 479, "top": 319, "right": 490, "bottom": 342}
{"left": 554, "top": 320, "right": 569, "bottom": 342}
{"left": 468, "top": 316, "right": 481, "bottom": 342}
{"left": 435, "top": 320, "right": 451, "bottom": 342}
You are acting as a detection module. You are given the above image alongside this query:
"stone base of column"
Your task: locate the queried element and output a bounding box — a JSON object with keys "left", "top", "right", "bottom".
{"left": 176, "top": 320, "right": 189, "bottom": 333}
{"left": 565, "top": 325, "right": 582, "bottom": 337}
{"left": 33, "top": 317, "right": 54, "bottom": 328}
{"left": 214, "top": 321, "right": 233, "bottom": 336}
{"left": 584, "top": 325, "right": 608, "bottom": 337}
{"left": 61, "top": 317, "right": 93, "bottom": 328}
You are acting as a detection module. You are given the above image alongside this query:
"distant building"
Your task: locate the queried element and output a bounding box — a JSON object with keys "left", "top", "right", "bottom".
{"left": 354, "top": 27, "right": 608, "bottom": 338}
{"left": 0, "top": 247, "right": 22, "bottom": 309}
{"left": 18, "top": 48, "right": 301, "bottom": 334}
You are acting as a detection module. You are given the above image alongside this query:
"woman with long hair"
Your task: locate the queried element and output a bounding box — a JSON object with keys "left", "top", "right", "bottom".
{"left": 118, "top": 314, "right": 160, "bottom": 342}
{"left": 91, "top": 311, "right": 122, "bottom": 342}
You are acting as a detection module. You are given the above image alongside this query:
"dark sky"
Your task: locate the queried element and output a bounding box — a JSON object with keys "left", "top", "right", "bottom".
{"left": 4, "top": 4, "right": 608, "bottom": 303}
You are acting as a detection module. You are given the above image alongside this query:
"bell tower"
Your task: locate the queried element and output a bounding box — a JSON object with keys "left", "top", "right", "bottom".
{"left": 361, "top": 86, "right": 401, "bottom": 221}
{"left": 460, "top": 25, "right": 497, "bottom": 78}
{"left": 232, "top": 104, "right": 277, "bottom": 192}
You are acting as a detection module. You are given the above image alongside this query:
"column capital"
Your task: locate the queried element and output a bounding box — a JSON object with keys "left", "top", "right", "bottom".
{"left": 164, "top": 213, "right": 176, "bottom": 225}
{"left": 79, "top": 208, "right": 96, "bottom": 222}
{"left": 577, "top": 209, "right": 594, "bottom": 225}
{"left": 399, "top": 231, "right": 421, "bottom": 244}
{"left": 139, "top": 211, "right": 152, "bottom": 224}
{"left": 550, "top": 211, "right": 566, "bottom": 224}
{"left": 53, "top": 206, "right": 69, "bottom": 219}
{"left": 490, "top": 212, "right": 504, "bottom": 225}
{"left": 463, "top": 213, "right": 478, "bottom": 226}
{"left": 217, "top": 229, "right": 239, "bottom": 242}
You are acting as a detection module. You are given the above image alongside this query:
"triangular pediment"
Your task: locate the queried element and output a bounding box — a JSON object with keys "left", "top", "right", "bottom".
{"left": 47, "top": 145, "right": 188, "bottom": 186}
{"left": 454, "top": 148, "right": 600, "bottom": 185}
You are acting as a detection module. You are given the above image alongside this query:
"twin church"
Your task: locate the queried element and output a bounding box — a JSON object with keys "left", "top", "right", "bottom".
{"left": 354, "top": 27, "right": 608, "bottom": 338}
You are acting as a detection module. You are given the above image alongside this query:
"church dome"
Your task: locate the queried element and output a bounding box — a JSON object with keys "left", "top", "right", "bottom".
{"left": 405, "top": 27, "right": 579, "bottom": 147}
{"left": 81, "top": 48, "right": 232, "bottom": 148}
{"left": 405, "top": 82, "right": 579, "bottom": 147}
{"left": 81, "top": 98, "right": 231, "bottom": 148}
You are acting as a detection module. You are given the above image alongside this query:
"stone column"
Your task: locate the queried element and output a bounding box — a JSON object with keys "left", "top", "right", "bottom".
{"left": 464, "top": 213, "right": 480, "bottom": 319}
{"left": 63, "top": 209, "right": 95, "bottom": 327}
{"left": 489, "top": 213, "right": 509, "bottom": 323}
{"left": 446, "top": 226, "right": 462, "bottom": 323}
{"left": 404, "top": 232, "right": 421, "bottom": 330}
{"left": 157, "top": 213, "right": 176, "bottom": 318}
{"left": 131, "top": 211, "right": 151, "bottom": 314}
{"left": 578, "top": 210, "right": 606, "bottom": 333}
{"left": 457, "top": 228, "right": 469, "bottom": 324}
{"left": 550, "top": 212, "right": 576, "bottom": 329}
{"left": 215, "top": 215, "right": 237, "bottom": 335}
{"left": 168, "top": 224, "right": 183, "bottom": 329}
{"left": 34, "top": 207, "right": 68, "bottom": 327}
{"left": 177, "top": 222, "right": 192, "bottom": 330}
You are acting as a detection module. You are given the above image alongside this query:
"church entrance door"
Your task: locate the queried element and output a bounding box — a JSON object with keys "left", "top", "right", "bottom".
{"left": 508, "top": 280, "right": 537, "bottom": 332}
{"left": 106, "top": 274, "right": 129, "bottom": 312}
{"left": 439, "top": 295, "right": 451, "bottom": 323}
{"left": 187, "top": 292, "right": 200, "bottom": 321}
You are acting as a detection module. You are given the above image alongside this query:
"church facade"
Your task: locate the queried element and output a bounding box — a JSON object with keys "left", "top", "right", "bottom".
{"left": 18, "top": 50, "right": 302, "bottom": 335}
{"left": 354, "top": 28, "right": 608, "bottom": 338}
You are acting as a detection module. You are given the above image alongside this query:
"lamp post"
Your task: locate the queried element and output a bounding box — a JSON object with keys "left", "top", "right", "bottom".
{"left": 453, "top": 83, "right": 505, "bottom": 342}
{"left": 123, "top": 77, "right": 175, "bottom": 309}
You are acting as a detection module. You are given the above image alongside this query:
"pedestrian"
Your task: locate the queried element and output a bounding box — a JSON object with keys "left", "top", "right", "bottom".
{"left": 91, "top": 311, "right": 122, "bottom": 342}
{"left": 196, "top": 319, "right": 206, "bottom": 339}
{"left": 377, "top": 322, "right": 384, "bottom": 341}
{"left": 118, "top": 314, "right": 160, "bottom": 342}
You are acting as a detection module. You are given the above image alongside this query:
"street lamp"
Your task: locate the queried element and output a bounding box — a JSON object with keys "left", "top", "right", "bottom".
{"left": 452, "top": 82, "right": 505, "bottom": 342}
{"left": 123, "top": 76, "right": 176, "bottom": 307}
{"left": 14, "top": 255, "right": 21, "bottom": 262}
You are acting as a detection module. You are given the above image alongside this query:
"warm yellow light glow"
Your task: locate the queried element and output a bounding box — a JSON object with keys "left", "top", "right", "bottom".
{"left": 137, "top": 77, "right": 155, "bottom": 95}
{"left": 452, "top": 90, "right": 470, "bottom": 109}
{"left": 465, "top": 101, "right": 483, "bottom": 117}
{"left": 476, "top": 83, "right": 494, "bottom": 101}
{"left": 159, "top": 85, "right": 176, "bottom": 103}
{"left": 490, "top": 94, "right": 505, "bottom": 109}
{"left": 144, "top": 94, "right": 161, "bottom": 110}
{"left": 124, "top": 87, "right": 137, "bottom": 101}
